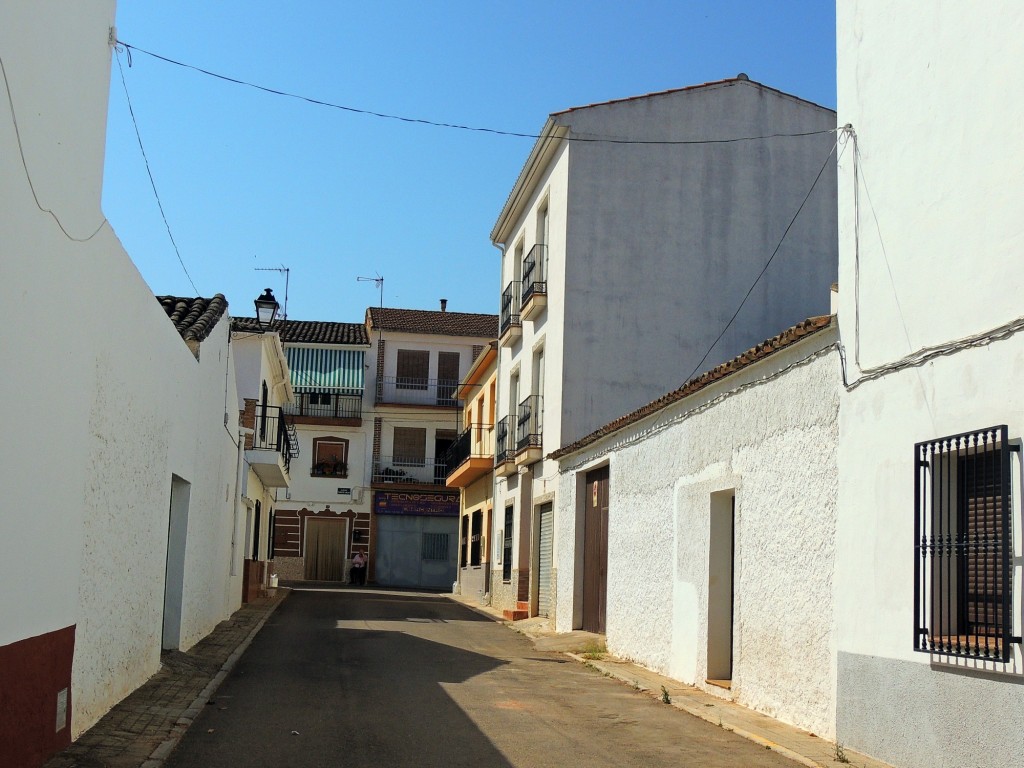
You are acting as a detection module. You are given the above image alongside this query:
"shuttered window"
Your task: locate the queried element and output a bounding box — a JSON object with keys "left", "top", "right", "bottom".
{"left": 914, "top": 425, "right": 1018, "bottom": 661}
{"left": 393, "top": 427, "right": 426, "bottom": 466}
{"left": 396, "top": 350, "right": 429, "bottom": 390}
{"left": 502, "top": 507, "right": 514, "bottom": 582}
{"left": 437, "top": 351, "right": 460, "bottom": 404}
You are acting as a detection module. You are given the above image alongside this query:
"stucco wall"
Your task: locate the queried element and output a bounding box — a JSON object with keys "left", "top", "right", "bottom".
{"left": 2, "top": 0, "right": 242, "bottom": 741}
{"left": 835, "top": 3, "right": 1024, "bottom": 766}
{"left": 556, "top": 334, "right": 840, "bottom": 738}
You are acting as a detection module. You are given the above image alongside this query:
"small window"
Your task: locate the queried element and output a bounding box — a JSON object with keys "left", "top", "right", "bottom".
{"left": 396, "top": 350, "right": 429, "bottom": 390}
{"left": 422, "top": 532, "right": 449, "bottom": 561}
{"left": 502, "top": 506, "right": 514, "bottom": 582}
{"left": 312, "top": 437, "right": 348, "bottom": 478}
{"left": 914, "top": 425, "right": 1019, "bottom": 661}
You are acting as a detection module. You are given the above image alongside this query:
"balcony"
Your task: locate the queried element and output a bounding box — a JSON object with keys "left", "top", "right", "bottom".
{"left": 494, "top": 415, "right": 517, "bottom": 477}
{"left": 377, "top": 377, "right": 460, "bottom": 407}
{"left": 520, "top": 244, "right": 548, "bottom": 321}
{"left": 445, "top": 423, "right": 495, "bottom": 488}
{"left": 499, "top": 281, "right": 522, "bottom": 345}
{"left": 245, "top": 405, "right": 295, "bottom": 488}
{"left": 515, "top": 394, "right": 543, "bottom": 466}
{"left": 283, "top": 391, "right": 362, "bottom": 424}
{"left": 372, "top": 455, "right": 449, "bottom": 486}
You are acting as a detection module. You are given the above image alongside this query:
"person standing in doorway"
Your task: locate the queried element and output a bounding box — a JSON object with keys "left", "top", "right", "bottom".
{"left": 351, "top": 551, "right": 366, "bottom": 586}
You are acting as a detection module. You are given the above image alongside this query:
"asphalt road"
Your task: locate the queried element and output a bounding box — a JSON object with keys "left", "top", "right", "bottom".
{"left": 165, "top": 588, "right": 793, "bottom": 767}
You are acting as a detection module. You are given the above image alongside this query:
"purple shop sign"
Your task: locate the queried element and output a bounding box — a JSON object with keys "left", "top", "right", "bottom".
{"left": 375, "top": 490, "right": 459, "bottom": 517}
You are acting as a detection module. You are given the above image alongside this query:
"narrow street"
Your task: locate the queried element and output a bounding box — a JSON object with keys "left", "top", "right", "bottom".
{"left": 165, "top": 589, "right": 793, "bottom": 768}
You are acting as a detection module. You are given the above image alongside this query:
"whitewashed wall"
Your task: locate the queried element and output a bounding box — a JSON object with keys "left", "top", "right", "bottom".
{"left": 1, "top": 0, "right": 241, "bottom": 738}
{"left": 555, "top": 332, "right": 839, "bottom": 738}
{"left": 835, "top": 3, "right": 1024, "bottom": 766}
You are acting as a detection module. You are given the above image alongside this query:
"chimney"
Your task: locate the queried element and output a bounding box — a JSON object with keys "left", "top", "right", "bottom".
{"left": 440, "top": 298, "right": 448, "bottom": 312}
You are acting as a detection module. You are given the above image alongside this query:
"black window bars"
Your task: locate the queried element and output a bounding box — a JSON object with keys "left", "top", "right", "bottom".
{"left": 914, "top": 425, "right": 1021, "bottom": 661}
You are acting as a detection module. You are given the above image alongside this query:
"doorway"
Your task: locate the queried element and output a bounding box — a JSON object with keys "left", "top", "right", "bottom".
{"left": 707, "top": 491, "right": 735, "bottom": 687}
{"left": 304, "top": 518, "right": 350, "bottom": 581}
{"left": 582, "top": 466, "right": 609, "bottom": 634}
{"left": 536, "top": 503, "right": 554, "bottom": 618}
{"left": 162, "top": 475, "right": 191, "bottom": 650}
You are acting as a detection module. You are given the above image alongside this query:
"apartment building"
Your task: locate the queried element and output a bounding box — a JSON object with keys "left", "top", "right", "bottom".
{"left": 490, "top": 77, "right": 839, "bottom": 619}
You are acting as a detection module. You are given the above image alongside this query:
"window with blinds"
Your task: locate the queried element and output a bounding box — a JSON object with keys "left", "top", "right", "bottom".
{"left": 396, "top": 349, "right": 429, "bottom": 390}
{"left": 392, "top": 427, "right": 426, "bottom": 466}
{"left": 914, "top": 425, "right": 1020, "bottom": 661}
{"left": 437, "top": 351, "right": 460, "bottom": 404}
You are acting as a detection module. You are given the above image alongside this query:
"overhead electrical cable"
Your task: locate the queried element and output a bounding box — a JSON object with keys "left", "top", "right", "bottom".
{"left": 117, "top": 41, "right": 837, "bottom": 146}
{"left": 115, "top": 51, "right": 199, "bottom": 295}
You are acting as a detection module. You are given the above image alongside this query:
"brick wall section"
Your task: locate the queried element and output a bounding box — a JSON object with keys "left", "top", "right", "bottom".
{"left": 240, "top": 399, "right": 257, "bottom": 449}
{"left": 372, "top": 417, "right": 382, "bottom": 466}
{"left": 374, "top": 338, "right": 385, "bottom": 403}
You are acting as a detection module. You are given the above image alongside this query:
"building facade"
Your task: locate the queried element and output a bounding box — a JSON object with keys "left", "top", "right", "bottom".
{"left": 1, "top": 3, "right": 243, "bottom": 761}
{"left": 490, "top": 78, "right": 839, "bottom": 619}
{"left": 447, "top": 342, "right": 498, "bottom": 603}
{"left": 366, "top": 306, "right": 497, "bottom": 590}
{"left": 834, "top": 3, "right": 1024, "bottom": 766}
{"left": 551, "top": 318, "right": 840, "bottom": 739}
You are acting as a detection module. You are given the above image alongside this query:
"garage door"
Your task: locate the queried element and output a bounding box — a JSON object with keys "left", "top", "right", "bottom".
{"left": 376, "top": 515, "right": 457, "bottom": 590}
{"left": 537, "top": 503, "right": 553, "bottom": 617}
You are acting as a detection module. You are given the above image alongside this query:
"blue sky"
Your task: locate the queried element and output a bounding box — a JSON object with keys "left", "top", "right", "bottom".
{"left": 103, "top": 1, "right": 836, "bottom": 322}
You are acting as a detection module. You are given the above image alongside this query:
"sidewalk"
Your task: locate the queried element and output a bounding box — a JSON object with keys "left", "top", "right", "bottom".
{"left": 447, "top": 592, "right": 891, "bottom": 768}
{"left": 44, "top": 589, "right": 288, "bottom": 768}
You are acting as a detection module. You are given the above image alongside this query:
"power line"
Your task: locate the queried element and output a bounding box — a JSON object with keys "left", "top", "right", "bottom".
{"left": 0, "top": 55, "right": 108, "bottom": 242}
{"left": 117, "top": 41, "right": 836, "bottom": 147}
{"left": 680, "top": 137, "right": 841, "bottom": 384}
{"left": 115, "top": 51, "right": 199, "bottom": 294}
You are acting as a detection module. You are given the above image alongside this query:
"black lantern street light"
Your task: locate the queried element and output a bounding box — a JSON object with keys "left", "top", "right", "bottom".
{"left": 254, "top": 288, "right": 280, "bottom": 331}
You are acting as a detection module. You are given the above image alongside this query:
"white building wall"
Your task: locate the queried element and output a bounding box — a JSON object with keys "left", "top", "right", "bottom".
{"left": 1, "top": 1, "right": 242, "bottom": 740}
{"left": 835, "top": 3, "right": 1024, "bottom": 766}
{"left": 555, "top": 334, "right": 839, "bottom": 738}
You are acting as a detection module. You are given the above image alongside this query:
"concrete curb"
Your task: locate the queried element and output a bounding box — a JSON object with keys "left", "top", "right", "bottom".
{"left": 141, "top": 592, "right": 289, "bottom": 768}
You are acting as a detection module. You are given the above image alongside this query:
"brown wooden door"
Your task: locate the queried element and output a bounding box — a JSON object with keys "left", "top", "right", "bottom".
{"left": 582, "top": 466, "right": 609, "bottom": 633}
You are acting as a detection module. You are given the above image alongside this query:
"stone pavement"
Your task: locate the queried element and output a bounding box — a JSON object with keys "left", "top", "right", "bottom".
{"left": 44, "top": 589, "right": 288, "bottom": 768}
{"left": 448, "top": 592, "right": 893, "bottom": 768}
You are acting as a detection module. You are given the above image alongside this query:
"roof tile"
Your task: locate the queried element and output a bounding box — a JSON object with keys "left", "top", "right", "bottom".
{"left": 231, "top": 317, "right": 370, "bottom": 345}
{"left": 367, "top": 307, "right": 498, "bottom": 339}
{"left": 156, "top": 294, "right": 228, "bottom": 344}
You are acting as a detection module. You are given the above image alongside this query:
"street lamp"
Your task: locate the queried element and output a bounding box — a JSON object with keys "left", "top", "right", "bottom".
{"left": 254, "top": 288, "right": 279, "bottom": 330}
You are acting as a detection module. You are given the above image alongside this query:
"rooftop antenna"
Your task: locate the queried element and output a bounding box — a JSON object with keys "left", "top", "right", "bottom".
{"left": 357, "top": 273, "right": 384, "bottom": 308}
{"left": 255, "top": 264, "right": 290, "bottom": 319}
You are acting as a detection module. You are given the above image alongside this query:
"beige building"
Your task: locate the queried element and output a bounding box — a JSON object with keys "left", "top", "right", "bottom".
{"left": 446, "top": 342, "right": 498, "bottom": 603}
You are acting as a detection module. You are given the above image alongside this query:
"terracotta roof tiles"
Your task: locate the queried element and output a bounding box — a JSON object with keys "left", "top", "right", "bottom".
{"left": 366, "top": 307, "right": 498, "bottom": 339}
{"left": 231, "top": 317, "right": 370, "bottom": 345}
{"left": 156, "top": 294, "right": 228, "bottom": 344}
{"left": 550, "top": 315, "right": 836, "bottom": 460}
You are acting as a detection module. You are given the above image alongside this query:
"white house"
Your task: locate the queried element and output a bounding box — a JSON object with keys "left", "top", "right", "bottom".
{"left": 550, "top": 316, "right": 840, "bottom": 739}
{"left": 230, "top": 319, "right": 296, "bottom": 602}
{"left": 365, "top": 305, "right": 497, "bottom": 589}
{"left": 834, "top": 2, "right": 1024, "bottom": 766}
{"left": 490, "top": 77, "right": 839, "bottom": 620}
{"left": 1, "top": 2, "right": 242, "bottom": 762}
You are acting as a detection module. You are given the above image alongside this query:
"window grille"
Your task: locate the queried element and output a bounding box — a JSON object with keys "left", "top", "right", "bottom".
{"left": 422, "top": 532, "right": 449, "bottom": 562}
{"left": 503, "top": 507, "right": 514, "bottom": 582}
{"left": 914, "top": 425, "right": 1020, "bottom": 661}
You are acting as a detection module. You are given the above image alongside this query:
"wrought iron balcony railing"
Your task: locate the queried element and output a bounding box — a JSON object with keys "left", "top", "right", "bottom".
{"left": 494, "top": 415, "right": 516, "bottom": 466}
{"left": 516, "top": 394, "right": 543, "bottom": 453}
{"left": 283, "top": 391, "right": 362, "bottom": 420}
{"left": 444, "top": 423, "right": 495, "bottom": 473}
{"left": 377, "top": 377, "right": 460, "bottom": 407}
{"left": 373, "top": 455, "right": 449, "bottom": 486}
{"left": 249, "top": 404, "right": 295, "bottom": 474}
{"left": 500, "top": 281, "right": 521, "bottom": 337}
{"left": 521, "top": 243, "right": 547, "bottom": 307}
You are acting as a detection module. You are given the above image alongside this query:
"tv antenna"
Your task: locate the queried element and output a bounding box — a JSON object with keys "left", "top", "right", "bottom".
{"left": 357, "top": 273, "right": 384, "bottom": 308}
{"left": 255, "top": 264, "right": 290, "bottom": 319}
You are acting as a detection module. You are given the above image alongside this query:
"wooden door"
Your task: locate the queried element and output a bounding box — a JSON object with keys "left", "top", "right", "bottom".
{"left": 582, "top": 466, "right": 609, "bottom": 633}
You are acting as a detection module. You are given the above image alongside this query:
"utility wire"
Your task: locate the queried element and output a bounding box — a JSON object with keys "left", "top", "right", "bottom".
{"left": 680, "top": 137, "right": 841, "bottom": 384}
{"left": 117, "top": 41, "right": 836, "bottom": 146}
{"left": 115, "top": 51, "right": 199, "bottom": 294}
{"left": 0, "top": 55, "right": 108, "bottom": 242}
